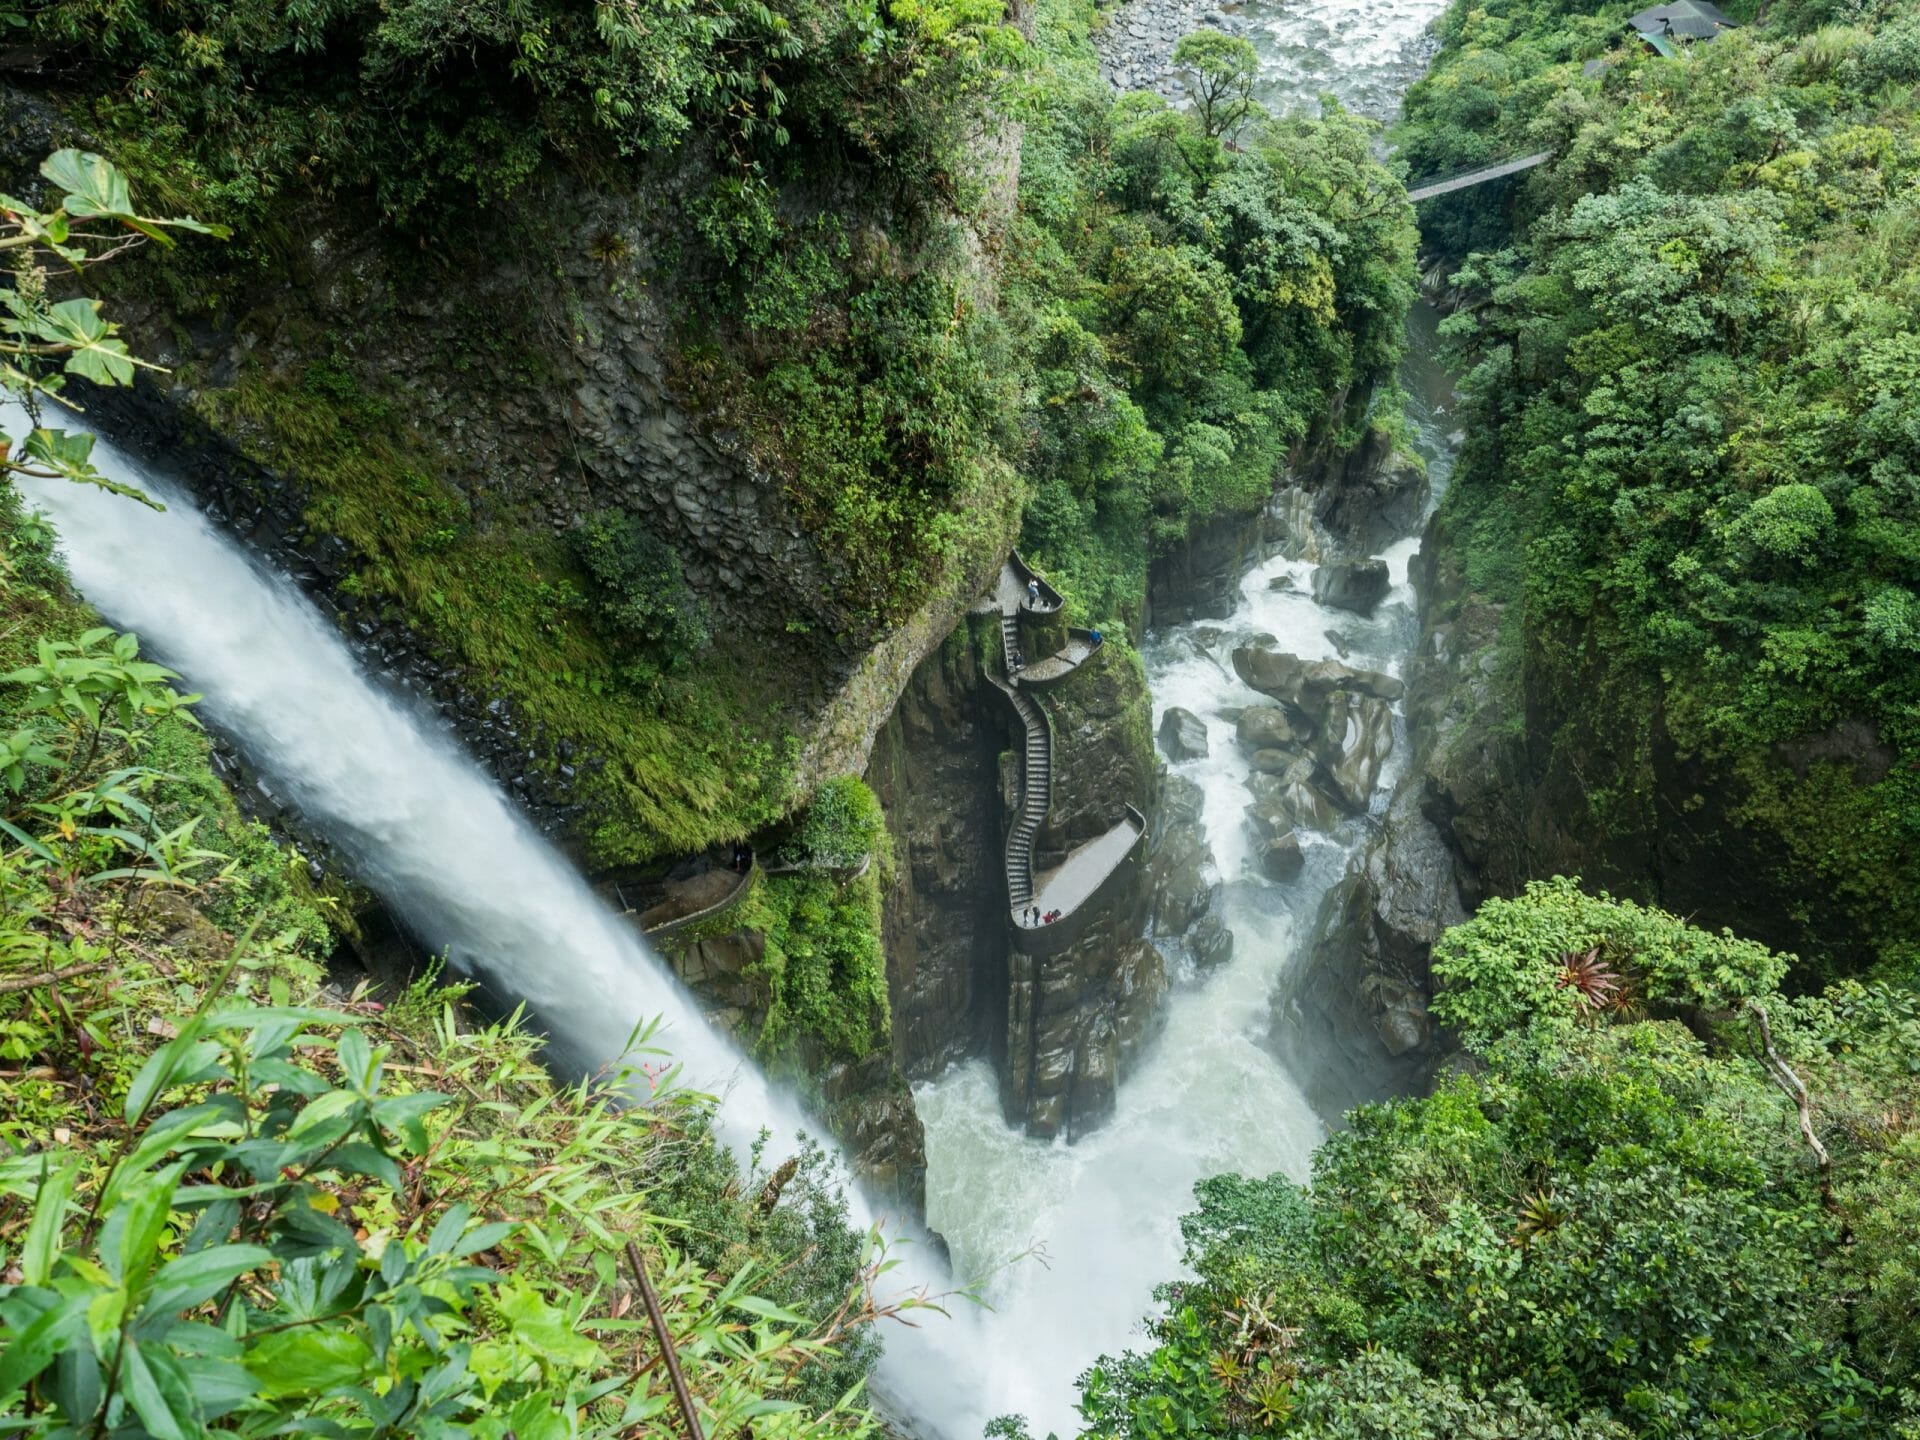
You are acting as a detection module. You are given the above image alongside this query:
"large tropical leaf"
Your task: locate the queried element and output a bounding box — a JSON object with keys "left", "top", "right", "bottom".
{"left": 40, "top": 150, "right": 230, "bottom": 245}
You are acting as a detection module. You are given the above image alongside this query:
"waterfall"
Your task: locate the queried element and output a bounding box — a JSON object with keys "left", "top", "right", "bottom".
{"left": 11, "top": 402, "right": 836, "bottom": 1190}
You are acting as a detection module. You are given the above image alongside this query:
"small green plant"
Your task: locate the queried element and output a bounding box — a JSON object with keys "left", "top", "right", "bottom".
{"left": 574, "top": 511, "right": 711, "bottom": 669}
{"left": 0, "top": 149, "right": 224, "bottom": 504}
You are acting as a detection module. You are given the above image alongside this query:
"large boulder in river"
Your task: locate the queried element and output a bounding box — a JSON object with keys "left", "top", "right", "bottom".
{"left": 1259, "top": 830, "right": 1306, "bottom": 881}
{"left": 1249, "top": 747, "right": 1298, "bottom": 774}
{"left": 1312, "top": 690, "right": 1396, "bottom": 812}
{"left": 1311, "top": 559, "right": 1391, "bottom": 616}
{"left": 1232, "top": 645, "right": 1404, "bottom": 709}
{"left": 1236, "top": 704, "right": 1303, "bottom": 752}
{"left": 1189, "top": 913, "right": 1234, "bottom": 969}
{"left": 1157, "top": 706, "right": 1210, "bottom": 762}
{"left": 1248, "top": 759, "right": 1343, "bottom": 833}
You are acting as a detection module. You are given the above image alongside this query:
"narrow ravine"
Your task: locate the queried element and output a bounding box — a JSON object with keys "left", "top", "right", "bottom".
{"left": 910, "top": 1, "right": 1458, "bottom": 1430}
{"left": 17, "top": 2, "right": 1457, "bottom": 1428}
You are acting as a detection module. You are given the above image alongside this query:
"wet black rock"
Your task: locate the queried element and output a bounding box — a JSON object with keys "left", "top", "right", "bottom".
{"left": 1189, "top": 912, "right": 1235, "bottom": 969}
{"left": 1311, "top": 559, "right": 1391, "bottom": 616}
{"left": 1259, "top": 830, "right": 1305, "bottom": 880}
{"left": 1232, "top": 645, "right": 1405, "bottom": 707}
{"left": 1311, "top": 690, "right": 1396, "bottom": 813}
{"left": 1236, "top": 704, "right": 1303, "bottom": 751}
{"left": 1157, "top": 706, "right": 1210, "bottom": 762}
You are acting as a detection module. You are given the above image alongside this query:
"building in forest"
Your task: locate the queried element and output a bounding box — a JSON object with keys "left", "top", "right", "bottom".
{"left": 1628, "top": 0, "right": 1737, "bottom": 54}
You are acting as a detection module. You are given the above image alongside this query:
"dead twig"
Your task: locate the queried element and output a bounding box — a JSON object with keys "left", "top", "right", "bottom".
{"left": 1747, "top": 1000, "right": 1834, "bottom": 1210}
{"left": 0, "top": 960, "right": 109, "bottom": 995}
{"left": 624, "top": 1240, "right": 706, "bottom": 1440}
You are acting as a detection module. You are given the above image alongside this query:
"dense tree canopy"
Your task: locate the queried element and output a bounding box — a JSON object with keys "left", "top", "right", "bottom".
{"left": 1007, "top": 0, "right": 1418, "bottom": 621}
{"left": 1058, "top": 881, "right": 1920, "bottom": 1439}
{"left": 1397, "top": 0, "right": 1920, "bottom": 970}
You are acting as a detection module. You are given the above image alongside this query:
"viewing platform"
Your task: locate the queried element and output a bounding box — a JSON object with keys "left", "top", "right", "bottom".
{"left": 596, "top": 849, "right": 757, "bottom": 940}
{"left": 1019, "top": 627, "right": 1105, "bottom": 689}
{"left": 1010, "top": 807, "right": 1148, "bottom": 957}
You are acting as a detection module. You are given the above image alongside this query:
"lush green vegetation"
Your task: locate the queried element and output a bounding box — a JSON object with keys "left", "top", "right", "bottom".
{"left": 9, "top": 0, "right": 1421, "bottom": 879}
{"left": 0, "top": 150, "right": 894, "bottom": 1429}
{"left": 28, "top": 0, "right": 1019, "bottom": 239}
{"left": 1397, "top": 0, "right": 1920, "bottom": 970}
{"left": 0, "top": 494, "right": 897, "bottom": 1435}
{"left": 191, "top": 359, "right": 804, "bottom": 867}
{"left": 1005, "top": 0, "right": 1418, "bottom": 624}
{"left": 1051, "top": 880, "right": 1920, "bottom": 1439}
{"left": 746, "top": 778, "right": 895, "bottom": 1063}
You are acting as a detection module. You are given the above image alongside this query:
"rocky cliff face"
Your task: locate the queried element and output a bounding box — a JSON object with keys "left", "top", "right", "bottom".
{"left": 866, "top": 606, "right": 1209, "bottom": 1142}
{"left": 866, "top": 625, "right": 1010, "bottom": 1080}
{"left": 1403, "top": 505, "right": 1889, "bottom": 981}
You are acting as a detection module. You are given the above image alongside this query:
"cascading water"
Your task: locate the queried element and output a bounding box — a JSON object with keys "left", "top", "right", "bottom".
{"left": 907, "top": 3, "right": 1460, "bottom": 1431}
{"left": 18, "top": 0, "right": 1459, "bottom": 1423}
{"left": 10, "top": 402, "right": 829, "bottom": 1185}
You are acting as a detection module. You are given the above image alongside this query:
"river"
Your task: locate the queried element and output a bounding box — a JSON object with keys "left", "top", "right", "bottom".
{"left": 907, "top": 2, "right": 1459, "bottom": 1431}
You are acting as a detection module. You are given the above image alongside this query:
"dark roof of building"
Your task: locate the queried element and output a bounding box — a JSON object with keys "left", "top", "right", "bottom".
{"left": 1628, "top": 0, "right": 1738, "bottom": 40}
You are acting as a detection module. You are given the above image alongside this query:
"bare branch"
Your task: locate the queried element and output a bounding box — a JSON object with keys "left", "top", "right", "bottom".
{"left": 624, "top": 1240, "right": 707, "bottom": 1440}
{"left": 0, "top": 960, "right": 109, "bottom": 995}
{"left": 1747, "top": 1000, "right": 1834, "bottom": 1209}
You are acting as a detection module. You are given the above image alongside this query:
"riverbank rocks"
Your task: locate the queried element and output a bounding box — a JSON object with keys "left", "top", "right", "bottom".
{"left": 1157, "top": 706, "right": 1210, "bottom": 762}
{"left": 1313, "top": 691, "right": 1396, "bottom": 812}
{"left": 1232, "top": 645, "right": 1405, "bottom": 707}
{"left": 1311, "top": 559, "right": 1391, "bottom": 616}
{"left": 1249, "top": 759, "right": 1344, "bottom": 834}
{"left": 1259, "top": 831, "right": 1306, "bottom": 880}
{"left": 1237, "top": 704, "right": 1304, "bottom": 751}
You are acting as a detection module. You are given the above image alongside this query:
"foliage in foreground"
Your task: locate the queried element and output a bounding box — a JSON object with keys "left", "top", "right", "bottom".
{"left": 0, "top": 499, "right": 896, "bottom": 1434}
{"left": 1396, "top": 0, "right": 1920, "bottom": 970}
{"left": 1059, "top": 880, "right": 1920, "bottom": 1439}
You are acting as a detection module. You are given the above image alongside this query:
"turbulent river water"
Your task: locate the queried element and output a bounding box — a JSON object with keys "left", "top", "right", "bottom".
{"left": 908, "top": 4, "right": 1460, "bottom": 1430}
{"left": 25, "top": 0, "right": 1457, "bottom": 1428}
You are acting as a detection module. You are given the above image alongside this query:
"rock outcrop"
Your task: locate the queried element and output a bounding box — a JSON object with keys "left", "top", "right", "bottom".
{"left": 1310, "top": 559, "right": 1391, "bottom": 616}
{"left": 1269, "top": 771, "right": 1464, "bottom": 1122}
{"left": 1157, "top": 706, "right": 1210, "bottom": 761}
{"left": 1232, "top": 646, "right": 1405, "bottom": 708}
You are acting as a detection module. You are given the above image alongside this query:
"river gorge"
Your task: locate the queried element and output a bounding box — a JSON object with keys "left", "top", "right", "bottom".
{"left": 24, "top": 0, "right": 1458, "bottom": 1430}
{"left": 8, "top": 0, "right": 1907, "bottom": 1432}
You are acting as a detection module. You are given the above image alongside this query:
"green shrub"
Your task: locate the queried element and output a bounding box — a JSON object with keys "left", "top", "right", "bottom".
{"left": 1068, "top": 886, "right": 1919, "bottom": 1440}
{"left": 777, "top": 776, "right": 888, "bottom": 871}
{"left": 575, "top": 512, "right": 712, "bottom": 669}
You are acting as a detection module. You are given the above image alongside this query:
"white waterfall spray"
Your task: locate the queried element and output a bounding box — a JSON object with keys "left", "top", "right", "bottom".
{"left": 10, "top": 402, "right": 846, "bottom": 1195}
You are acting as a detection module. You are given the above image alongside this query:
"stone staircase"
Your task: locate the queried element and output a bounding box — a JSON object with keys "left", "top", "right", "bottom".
{"left": 984, "top": 554, "right": 1143, "bottom": 942}
{"left": 988, "top": 672, "right": 1051, "bottom": 908}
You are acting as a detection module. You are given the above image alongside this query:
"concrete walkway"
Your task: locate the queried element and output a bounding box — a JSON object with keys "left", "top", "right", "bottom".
{"left": 1020, "top": 631, "right": 1100, "bottom": 685}
{"left": 1017, "top": 811, "right": 1147, "bottom": 928}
